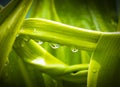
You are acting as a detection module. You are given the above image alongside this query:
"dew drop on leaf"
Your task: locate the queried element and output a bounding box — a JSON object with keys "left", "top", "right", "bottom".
{"left": 49, "top": 43, "right": 60, "bottom": 49}
{"left": 37, "top": 41, "right": 43, "bottom": 45}
{"left": 71, "top": 47, "right": 78, "bottom": 53}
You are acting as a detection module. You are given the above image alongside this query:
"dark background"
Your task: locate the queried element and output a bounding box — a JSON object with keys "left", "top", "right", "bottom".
{"left": 0, "top": 0, "right": 10, "bottom": 6}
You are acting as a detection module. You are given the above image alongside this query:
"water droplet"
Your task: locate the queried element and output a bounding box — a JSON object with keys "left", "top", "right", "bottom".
{"left": 38, "top": 41, "right": 43, "bottom": 45}
{"left": 49, "top": 43, "right": 60, "bottom": 49}
{"left": 71, "top": 47, "right": 78, "bottom": 52}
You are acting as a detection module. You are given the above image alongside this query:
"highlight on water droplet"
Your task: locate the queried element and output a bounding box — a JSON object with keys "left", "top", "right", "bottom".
{"left": 32, "top": 57, "right": 46, "bottom": 65}
{"left": 49, "top": 43, "right": 60, "bottom": 49}
{"left": 71, "top": 47, "right": 79, "bottom": 53}
{"left": 38, "top": 41, "right": 43, "bottom": 45}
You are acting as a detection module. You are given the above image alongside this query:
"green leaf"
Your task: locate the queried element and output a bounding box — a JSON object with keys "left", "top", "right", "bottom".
{"left": 13, "top": 36, "right": 89, "bottom": 83}
{"left": 1, "top": 0, "right": 119, "bottom": 87}
{"left": 20, "top": 18, "right": 102, "bottom": 51}
{"left": 88, "top": 32, "right": 120, "bottom": 87}
{"left": 0, "top": 0, "right": 32, "bottom": 76}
